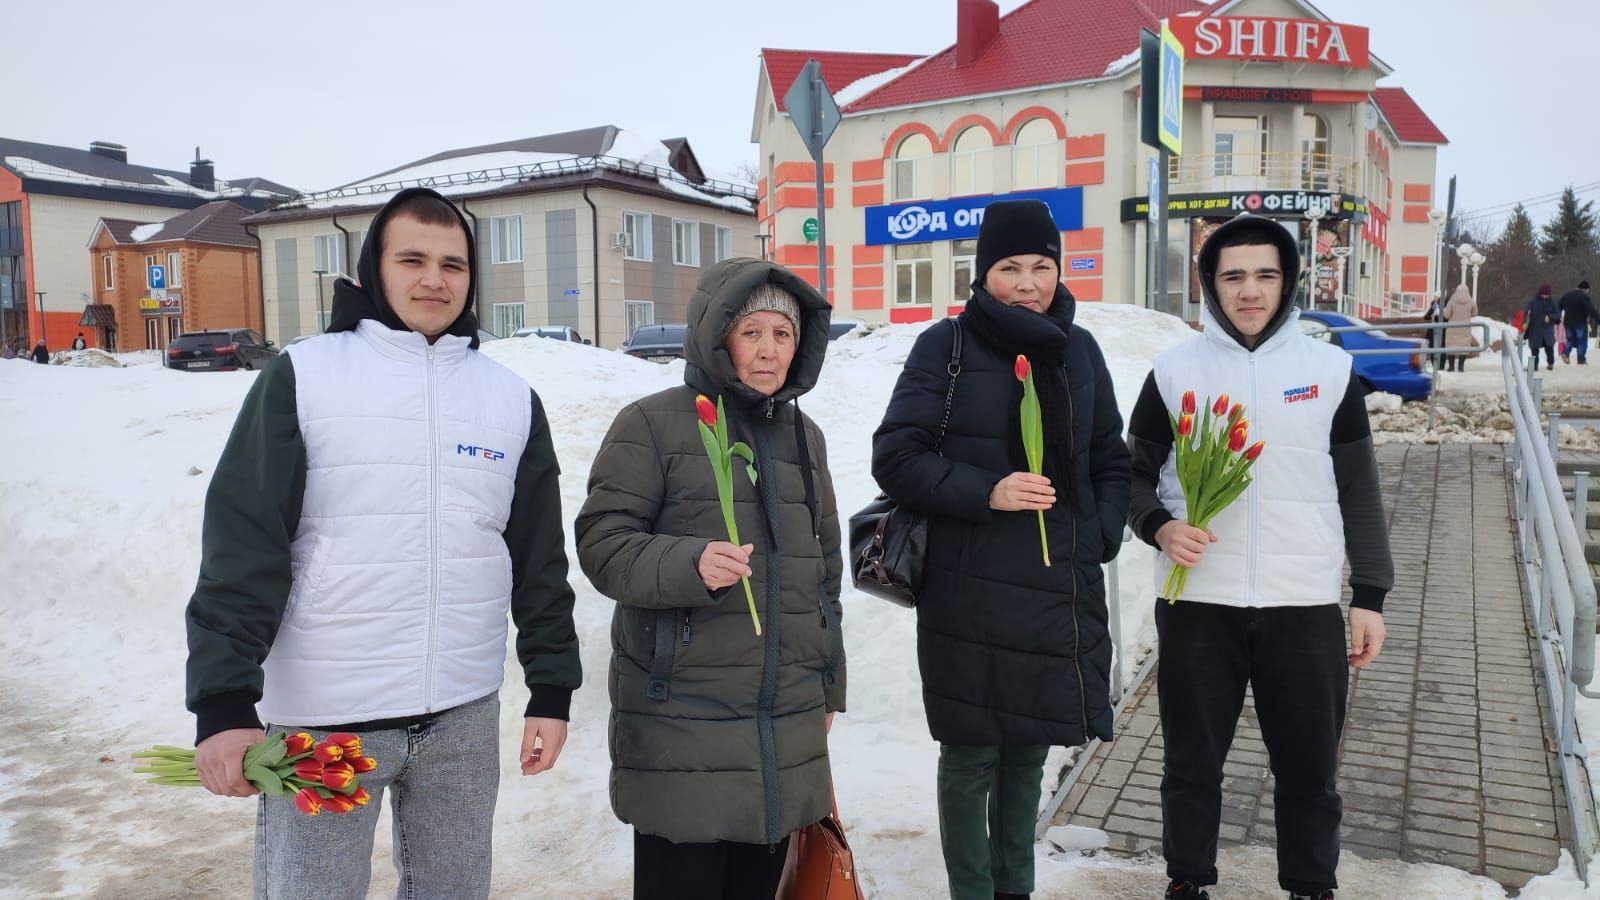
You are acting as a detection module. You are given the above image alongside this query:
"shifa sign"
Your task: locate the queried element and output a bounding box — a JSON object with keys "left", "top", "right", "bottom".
{"left": 864, "top": 188, "right": 1083, "bottom": 246}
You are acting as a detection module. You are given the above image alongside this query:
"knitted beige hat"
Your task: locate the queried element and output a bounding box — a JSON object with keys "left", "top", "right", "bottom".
{"left": 724, "top": 282, "right": 802, "bottom": 339}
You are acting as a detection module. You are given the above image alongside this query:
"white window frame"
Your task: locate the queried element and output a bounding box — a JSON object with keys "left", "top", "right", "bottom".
{"left": 490, "top": 215, "right": 523, "bottom": 264}
{"left": 312, "top": 233, "right": 345, "bottom": 276}
{"left": 622, "top": 210, "right": 652, "bottom": 261}
{"left": 167, "top": 251, "right": 182, "bottom": 289}
{"left": 144, "top": 254, "right": 158, "bottom": 288}
{"left": 102, "top": 255, "right": 114, "bottom": 291}
{"left": 893, "top": 243, "right": 933, "bottom": 306}
{"left": 714, "top": 225, "right": 733, "bottom": 263}
{"left": 673, "top": 220, "right": 701, "bottom": 267}
{"left": 624, "top": 299, "right": 656, "bottom": 341}
{"left": 892, "top": 158, "right": 921, "bottom": 202}
{"left": 492, "top": 301, "right": 526, "bottom": 337}
{"left": 952, "top": 239, "right": 977, "bottom": 304}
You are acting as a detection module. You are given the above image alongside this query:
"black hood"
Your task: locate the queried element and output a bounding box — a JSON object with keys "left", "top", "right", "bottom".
{"left": 1195, "top": 213, "right": 1301, "bottom": 350}
{"left": 326, "top": 187, "right": 481, "bottom": 347}
{"left": 683, "top": 258, "right": 831, "bottom": 410}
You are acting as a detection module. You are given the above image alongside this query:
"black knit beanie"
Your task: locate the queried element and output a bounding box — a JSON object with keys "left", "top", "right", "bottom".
{"left": 974, "top": 199, "right": 1062, "bottom": 287}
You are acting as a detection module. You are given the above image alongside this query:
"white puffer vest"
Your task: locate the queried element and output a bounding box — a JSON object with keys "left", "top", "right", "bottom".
{"left": 258, "top": 320, "right": 532, "bottom": 726}
{"left": 1152, "top": 307, "right": 1352, "bottom": 607}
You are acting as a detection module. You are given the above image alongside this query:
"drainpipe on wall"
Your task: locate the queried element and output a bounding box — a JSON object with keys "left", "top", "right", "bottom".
{"left": 246, "top": 222, "right": 268, "bottom": 342}
{"left": 331, "top": 211, "right": 352, "bottom": 282}
{"left": 582, "top": 183, "right": 601, "bottom": 348}
{"left": 458, "top": 199, "right": 483, "bottom": 328}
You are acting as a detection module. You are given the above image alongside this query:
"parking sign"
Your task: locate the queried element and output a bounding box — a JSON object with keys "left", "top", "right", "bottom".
{"left": 148, "top": 265, "right": 167, "bottom": 291}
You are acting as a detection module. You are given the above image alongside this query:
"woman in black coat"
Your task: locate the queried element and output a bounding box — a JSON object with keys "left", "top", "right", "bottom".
{"left": 871, "top": 200, "right": 1131, "bottom": 900}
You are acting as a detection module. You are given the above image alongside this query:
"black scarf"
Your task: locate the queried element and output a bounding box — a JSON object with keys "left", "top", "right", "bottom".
{"left": 960, "top": 284, "right": 1078, "bottom": 512}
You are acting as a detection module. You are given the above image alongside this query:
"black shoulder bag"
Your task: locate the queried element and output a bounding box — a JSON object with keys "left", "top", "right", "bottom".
{"left": 848, "top": 320, "right": 962, "bottom": 607}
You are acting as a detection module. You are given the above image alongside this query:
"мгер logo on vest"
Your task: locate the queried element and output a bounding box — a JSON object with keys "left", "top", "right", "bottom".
{"left": 456, "top": 444, "right": 506, "bottom": 461}
{"left": 1283, "top": 384, "right": 1320, "bottom": 404}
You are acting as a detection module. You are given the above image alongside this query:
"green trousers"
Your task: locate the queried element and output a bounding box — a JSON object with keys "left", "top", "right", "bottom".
{"left": 936, "top": 743, "right": 1050, "bottom": 900}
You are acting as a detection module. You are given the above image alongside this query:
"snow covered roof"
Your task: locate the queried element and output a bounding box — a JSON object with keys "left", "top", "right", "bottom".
{"left": 760, "top": 49, "right": 924, "bottom": 113}
{"left": 0, "top": 137, "right": 295, "bottom": 211}
{"left": 256, "top": 127, "right": 756, "bottom": 219}
{"left": 90, "top": 201, "right": 258, "bottom": 249}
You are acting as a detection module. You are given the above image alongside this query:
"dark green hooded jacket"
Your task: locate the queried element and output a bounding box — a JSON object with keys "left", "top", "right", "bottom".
{"left": 574, "top": 258, "right": 844, "bottom": 844}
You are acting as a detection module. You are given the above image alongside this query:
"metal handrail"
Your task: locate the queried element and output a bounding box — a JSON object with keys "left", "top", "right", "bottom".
{"left": 1502, "top": 325, "right": 1600, "bottom": 883}
{"left": 1307, "top": 319, "right": 1492, "bottom": 430}
{"left": 1165, "top": 151, "right": 1362, "bottom": 194}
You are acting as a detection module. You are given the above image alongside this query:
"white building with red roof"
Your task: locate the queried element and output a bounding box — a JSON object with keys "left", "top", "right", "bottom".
{"left": 752, "top": 0, "right": 1448, "bottom": 323}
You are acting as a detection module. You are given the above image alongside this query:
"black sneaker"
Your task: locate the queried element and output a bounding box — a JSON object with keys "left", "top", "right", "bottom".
{"left": 1165, "top": 880, "right": 1211, "bottom": 898}
{"left": 1289, "top": 891, "right": 1334, "bottom": 900}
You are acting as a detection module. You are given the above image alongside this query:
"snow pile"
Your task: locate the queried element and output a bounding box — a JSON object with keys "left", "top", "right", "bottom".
{"left": 834, "top": 58, "right": 925, "bottom": 108}
{"left": 50, "top": 348, "right": 123, "bottom": 368}
{"left": 1, "top": 306, "right": 1594, "bottom": 897}
{"left": 1367, "top": 391, "right": 1600, "bottom": 448}
{"left": 129, "top": 223, "right": 164, "bottom": 241}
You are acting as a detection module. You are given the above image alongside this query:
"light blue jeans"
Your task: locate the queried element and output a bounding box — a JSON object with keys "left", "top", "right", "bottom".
{"left": 253, "top": 692, "right": 500, "bottom": 899}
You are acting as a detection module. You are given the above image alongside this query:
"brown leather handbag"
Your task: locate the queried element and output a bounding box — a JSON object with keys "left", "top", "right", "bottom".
{"left": 777, "top": 795, "right": 867, "bottom": 900}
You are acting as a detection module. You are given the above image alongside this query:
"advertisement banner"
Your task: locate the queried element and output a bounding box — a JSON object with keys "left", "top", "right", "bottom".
{"left": 865, "top": 187, "right": 1083, "bottom": 246}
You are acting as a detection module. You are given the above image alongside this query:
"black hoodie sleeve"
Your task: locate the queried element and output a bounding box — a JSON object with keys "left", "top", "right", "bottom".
{"left": 872, "top": 323, "right": 1001, "bottom": 523}
{"left": 1126, "top": 373, "right": 1176, "bottom": 549}
{"left": 1329, "top": 372, "right": 1394, "bottom": 612}
{"left": 1083, "top": 333, "right": 1131, "bottom": 562}
{"left": 185, "top": 356, "right": 306, "bottom": 743}
{"left": 504, "top": 389, "right": 582, "bottom": 720}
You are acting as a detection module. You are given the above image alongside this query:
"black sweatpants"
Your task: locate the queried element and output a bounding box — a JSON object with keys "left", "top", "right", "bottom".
{"left": 633, "top": 830, "right": 791, "bottom": 900}
{"left": 1156, "top": 600, "right": 1348, "bottom": 895}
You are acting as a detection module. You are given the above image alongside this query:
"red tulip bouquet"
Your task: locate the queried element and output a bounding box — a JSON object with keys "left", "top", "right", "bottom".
{"left": 1015, "top": 355, "right": 1051, "bottom": 567}
{"left": 1164, "top": 390, "right": 1265, "bottom": 602}
{"left": 694, "top": 393, "right": 762, "bottom": 635}
{"left": 133, "top": 731, "right": 377, "bottom": 816}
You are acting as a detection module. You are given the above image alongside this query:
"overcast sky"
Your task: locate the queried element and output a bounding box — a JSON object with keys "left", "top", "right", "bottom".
{"left": 10, "top": 0, "right": 1595, "bottom": 234}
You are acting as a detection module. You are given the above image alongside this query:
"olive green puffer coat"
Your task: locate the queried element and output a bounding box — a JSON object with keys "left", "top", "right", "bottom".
{"left": 575, "top": 258, "right": 845, "bottom": 845}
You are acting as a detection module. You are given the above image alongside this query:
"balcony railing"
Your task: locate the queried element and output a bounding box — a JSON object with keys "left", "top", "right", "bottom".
{"left": 1165, "top": 152, "right": 1362, "bottom": 194}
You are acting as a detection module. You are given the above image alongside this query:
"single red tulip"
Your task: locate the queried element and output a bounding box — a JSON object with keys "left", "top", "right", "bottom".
{"left": 321, "top": 761, "right": 356, "bottom": 791}
{"left": 314, "top": 741, "right": 343, "bottom": 764}
{"left": 350, "top": 754, "right": 378, "bottom": 773}
{"left": 350, "top": 786, "right": 372, "bottom": 807}
{"left": 293, "top": 787, "right": 322, "bottom": 816}
{"left": 1228, "top": 424, "right": 1248, "bottom": 453}
{"left": 1212, "top": 394, "right": 1230, "bottom": 417}
{"left": 327, "top": 733, "right": 361, "bottom": 756}
{"left": 1182, "top": 390, "right": 1196, "bottom": 415}
{"left": 694, "top": 394, "right": 717, "bottom": 428}
{"left": 1177, "top": 413, "right": 1194, "bottom": 438}
{"left": 1244, "top": 441, "right": 1265, "bottom": 461}
{"left": 294, "top": 759, "right": 324, "bottom": 782}
{"left": 1015, "top": 355, "right": 1031, "bottom": 382}
{"left": 284, "top": 732, "right": 315, "bottom": 757}
{"left": 322, "top": 793, "right": 357, "bottom": 814}
{"left": 1228, "top": 403, "right": 1243, "bottom": 425}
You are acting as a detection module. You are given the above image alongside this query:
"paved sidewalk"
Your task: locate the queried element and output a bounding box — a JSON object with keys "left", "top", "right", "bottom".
{"left": 1049, "top": 443, "right": 1568, "bottom": 890}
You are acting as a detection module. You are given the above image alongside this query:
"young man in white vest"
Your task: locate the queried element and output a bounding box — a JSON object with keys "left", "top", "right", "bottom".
{"left": 184, "top": 188, "right": 580, "bottom": 897}
{"left": 1126, "top": 213, "right": 1393, "bottom": 900}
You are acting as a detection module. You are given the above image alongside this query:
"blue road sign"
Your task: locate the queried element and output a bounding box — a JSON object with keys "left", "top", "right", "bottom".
{"left": 148, "top": 265, "right": 166, "bottom": 291}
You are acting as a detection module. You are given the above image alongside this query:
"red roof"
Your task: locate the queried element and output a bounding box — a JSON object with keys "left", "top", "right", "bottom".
{"left": 843, "top": 0, "right": 1207, "bottom": 113}
{"left": 1371, "top": 87, "right": 1448, "bottom": 145}
{"left": 762, "top": 49, "right": 923, "bottom": 112}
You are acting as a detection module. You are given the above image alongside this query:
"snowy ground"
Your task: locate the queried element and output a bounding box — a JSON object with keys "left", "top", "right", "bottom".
{"left": 0, "top": 307, "right": 1595, "bottom": 898}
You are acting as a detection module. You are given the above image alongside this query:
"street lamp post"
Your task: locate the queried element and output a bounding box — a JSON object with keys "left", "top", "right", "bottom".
{"left": 34, "top": 290, "right": 47, "bottom": 347}
{"left": 1468, "top": 250, "right": 1485, "bottom": 299}
{"left": 312, "top": 269, "right": 328, "bottom": 334}
{"left": 1331, "top": 245, "right": 1354, "bottom": 315}
{"left": 1427, "top": 208, "right": 1447, "bottom": 302}
{"left": 1304, "top": 205, "right": 1326, "bottom": 307}
{"left": 1455, "top": 243, "right": 1474, "bottom": 290}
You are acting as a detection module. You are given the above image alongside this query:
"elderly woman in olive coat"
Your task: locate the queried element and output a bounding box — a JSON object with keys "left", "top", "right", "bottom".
{"left": 576, "top": 258, "right": 845, "bottom": 900}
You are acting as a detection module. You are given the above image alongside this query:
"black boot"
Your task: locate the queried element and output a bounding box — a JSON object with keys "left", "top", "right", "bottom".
{"left": 1288, "top": 891, "right": 1334, "bottom": 900}
{"left": 1165, "top": 880, "right": 1211, "bottom": 898}
{"left": 995, "top": 893, "right": 1030, "bottom": 900}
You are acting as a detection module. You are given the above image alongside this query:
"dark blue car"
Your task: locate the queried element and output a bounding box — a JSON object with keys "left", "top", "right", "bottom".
{"left": 1298, "top": 310, "right": 1432, "bottom": 401}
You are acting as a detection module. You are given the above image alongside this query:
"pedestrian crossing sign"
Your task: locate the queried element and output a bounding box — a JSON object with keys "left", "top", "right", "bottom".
{"left": 1159, "top": 20, "right": 1185, "bottom": 155}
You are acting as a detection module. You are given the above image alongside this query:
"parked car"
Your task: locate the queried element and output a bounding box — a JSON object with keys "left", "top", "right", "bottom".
{"left": 513, "top": 325, "right": 591, "bottom": 344}
{"left": 621, "top": 323, "right": 688, "bottom": 362}
{"left": 166, "top": 329, "right": 278, "bottom": 372}
{"left": 828, "top": 319, "right": 865, "bottom": 341}
{"left": 1298, "top": 310, "right": 1431, "bottom": 401}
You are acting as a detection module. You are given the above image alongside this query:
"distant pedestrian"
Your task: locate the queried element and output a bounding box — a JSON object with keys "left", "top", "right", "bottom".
{"left": 1557, "top": 280, "right": 1599, "bottom": 365}
{"left": 30, "top": 339, "right": 48, "bottom": 364}
{"left": 1423, "top": 293, "right": 1445, "bottom": 356}
{"left": 1522, "top": 284, "right": 1559, "bottom": 371}
{"left": 1440, "top": 284, "right": 1477, "bottom": 372}
{"left": 71, "top": 332, "right": 87, "bottom": 351}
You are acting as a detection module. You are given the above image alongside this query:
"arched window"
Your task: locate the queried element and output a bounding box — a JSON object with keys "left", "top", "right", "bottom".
{"left": 893, "top": 133, "right": 934, "bottom": 201}
{"left": 949, "top": 127, "right": 994, "bottom": 196}
{"left": 1011, "top": 119, "right": 1058, "bottom": 190}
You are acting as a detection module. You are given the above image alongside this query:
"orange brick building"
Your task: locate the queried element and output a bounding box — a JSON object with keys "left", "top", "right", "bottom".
{"left": 87, "top": 201, "right": 263, "bottom": 351}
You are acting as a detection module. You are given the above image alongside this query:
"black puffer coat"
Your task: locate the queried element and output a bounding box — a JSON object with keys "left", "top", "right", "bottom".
{"left": 872, "top": 285, "right": 1129, "bottom": 747}
{"left": 575, "top": 258, "right": 844, "bottom": 844}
